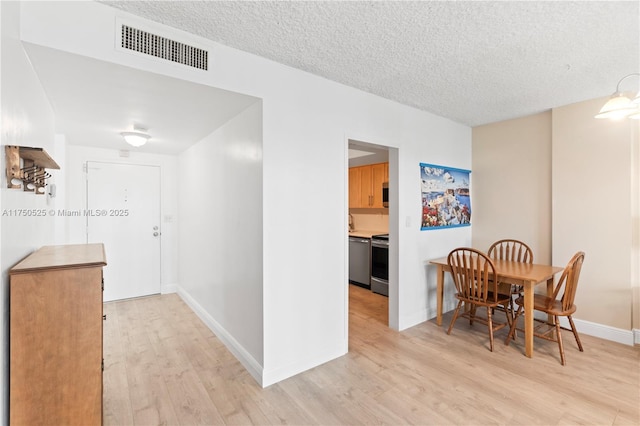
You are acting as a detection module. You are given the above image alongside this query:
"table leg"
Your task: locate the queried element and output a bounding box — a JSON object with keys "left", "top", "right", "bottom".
{"left": 546, "top": 277, "right": 554, "bottom": 324}
{"left": 523, "top": 282, "right": 534, "bottom": 358}
{"left": 436, "top": 265, "right": 444, "bottom": 326}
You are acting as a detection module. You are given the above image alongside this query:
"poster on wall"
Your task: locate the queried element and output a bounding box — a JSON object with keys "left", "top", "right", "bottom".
{"left": 420, "top": 163, "right": 471, "bottom": 230}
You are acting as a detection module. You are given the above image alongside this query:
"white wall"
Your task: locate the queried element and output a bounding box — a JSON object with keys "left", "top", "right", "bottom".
{"left": 393, "top": 115, "right": 472, "bottom": 328}
{"left": 0, "top": 1, "right": 58, "bottom": 421}
{"left": 552, "top": 98, "right": 637, "bottom": 332}
{"left": 18, "top": 1, "right": 472, "bottom": 387}
{"left": 178, "top": 101, "right": 264, "bottom": 381}
{"left": 471, "top": 99, "right": 639, "bottom": 344}
{"left": 64, "top": 145, "right": 179, "bottom": 292}
{"left": 254, "top": 61, "right": 471, "bottom": 383}
{"left": 472, "top": 112, "right": 552, "bottom": 263}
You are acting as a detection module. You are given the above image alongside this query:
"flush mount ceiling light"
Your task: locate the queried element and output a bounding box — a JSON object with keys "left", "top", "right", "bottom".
{"left": 595, "top": 73, "right": 640, "bottom": 120}
{"left": 120, "top": 125, "right": 151, "bottom": 147}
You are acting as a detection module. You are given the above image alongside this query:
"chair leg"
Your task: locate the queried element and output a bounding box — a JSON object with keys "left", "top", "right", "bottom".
{"left": 567, "top": 315, "right": 584, "bottom": 352}
{"left": 506, "top": 305, "right": 523, "bottom": 345}
{"left": 469, "top": 305, "right": 477, "bottom": 326}
{"left": 508, "top": 296, "right": 518, "bottom": 338}
{"left": 447, "top": 300, "right": 463, "bottom": 335}
{"left": 501, "top": 301, "right": 512, "bottom": 327}
{"left": 487, "top": 307, "right": 494, "bottom": 352}
{"left": 554, "top": 315, "right": 566, "bottom": 366}
{"left": 503, "top": 302, "right": 514, "bottom": 340}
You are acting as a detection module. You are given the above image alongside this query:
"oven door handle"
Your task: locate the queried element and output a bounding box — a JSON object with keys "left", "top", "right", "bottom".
{"left": 371, "top": 241, "right": 389, "bottom": 248}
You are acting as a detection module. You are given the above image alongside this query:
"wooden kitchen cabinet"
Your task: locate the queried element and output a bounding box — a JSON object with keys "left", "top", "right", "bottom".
{"left": 349, "top": 162, "right": 388, "bottom": 208}
{"left": 349, "top": 166, "right": 363, "bottom": 208}
{"left": 10, "top": 243, "right": 107, "bottom": 425}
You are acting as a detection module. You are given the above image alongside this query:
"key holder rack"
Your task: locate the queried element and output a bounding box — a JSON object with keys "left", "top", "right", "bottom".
{"left": 5, "top": 146, "right": 60, "bottom": 194}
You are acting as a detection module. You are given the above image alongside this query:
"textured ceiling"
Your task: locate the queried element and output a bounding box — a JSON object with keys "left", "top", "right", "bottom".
{"left": 101, "top": 0, "right": 639, "bottom": 127}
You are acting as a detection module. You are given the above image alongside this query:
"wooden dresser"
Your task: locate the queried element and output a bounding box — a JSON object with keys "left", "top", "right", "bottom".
{"left": 9, "top": 244, "right": 107, "bottom": 425}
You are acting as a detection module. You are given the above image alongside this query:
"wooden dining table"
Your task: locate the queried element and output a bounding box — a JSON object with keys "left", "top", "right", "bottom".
{"left": 429, "top": 256, "right": 563, "bottom": 358}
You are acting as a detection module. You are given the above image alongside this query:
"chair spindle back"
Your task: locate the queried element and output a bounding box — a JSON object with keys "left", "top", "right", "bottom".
{"left": 448, "top": 248, "right": 499, "bottom": 303}
{"left": 488, "top": 239, "right": 533, "bottom": 264}
{"left": 552, "top": 251, "right": 585, "bottom": 311}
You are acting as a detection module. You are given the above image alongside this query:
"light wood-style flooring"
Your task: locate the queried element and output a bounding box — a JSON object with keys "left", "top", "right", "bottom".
{"left": 104, "top": 285, "right": 640, "bottom": 425}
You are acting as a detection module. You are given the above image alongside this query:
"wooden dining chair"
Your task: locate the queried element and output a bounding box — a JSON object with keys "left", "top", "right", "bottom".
{"left": 488, "top": 239, "right": 534, "bottom": 264}
{"left": 488, "top": 239, "right": 534, "bottom": 324}
{"left": 446, "top": 248, "right": 512, "bottom": 351}
{"left": 506, "top": 251, "right": 585, "bottom": 365}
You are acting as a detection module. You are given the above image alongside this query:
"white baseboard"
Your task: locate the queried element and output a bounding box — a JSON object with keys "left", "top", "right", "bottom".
{"left": 399, "top": 309, "right": 428, "bottom": 331}
{"left": 403, "top": 299, "right": 458, "bottom": 331}
{"left": 161, "top": 283, "right": 177, "bottom": 294}
{"left": 552, "top": 315, "right": 635, "bottom": 346}
{"left": 176, "top": 287, "right": 348, "bottom": 388}
{"left": 261, "top": 344, "right": 347, "bottom": 388}
{"left": 435, "top": 304, "right": 637, "bottom": 346}
{"left": 176, "top": 286, "right": 264, "bottom": 386}
{"left": 572, "top": 318, "right": 634, "bottom": 346}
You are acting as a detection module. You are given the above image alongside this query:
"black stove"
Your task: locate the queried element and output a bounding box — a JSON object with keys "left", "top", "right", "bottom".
{"left": 370, "top": 234, "right": 389, "bottom": 297}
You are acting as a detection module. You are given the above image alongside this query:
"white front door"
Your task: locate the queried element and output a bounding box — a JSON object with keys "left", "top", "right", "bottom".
{"left": 86, "top": 161, "right": 161, "bottom": 301}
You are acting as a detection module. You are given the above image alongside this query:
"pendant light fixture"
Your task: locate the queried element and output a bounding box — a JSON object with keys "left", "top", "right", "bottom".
{"left": 595, "top": 73, "right": 640, "bottom": 120}
{"left": 121, "top": 125, "right": 151, "bottom": 147}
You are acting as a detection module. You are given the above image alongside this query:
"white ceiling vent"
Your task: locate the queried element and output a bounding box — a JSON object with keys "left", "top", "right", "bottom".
{"left": 120, "top": 24, "right": 208, "bottom": 71}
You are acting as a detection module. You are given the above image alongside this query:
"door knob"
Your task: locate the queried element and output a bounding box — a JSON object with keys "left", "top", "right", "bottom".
{"left": 153, "top": 232, "right": 159, "bottom": 237}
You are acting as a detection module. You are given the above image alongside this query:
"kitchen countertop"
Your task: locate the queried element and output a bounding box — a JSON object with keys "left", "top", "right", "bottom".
{"left": 348, "top": 230, "right": 387, "bottom": 239}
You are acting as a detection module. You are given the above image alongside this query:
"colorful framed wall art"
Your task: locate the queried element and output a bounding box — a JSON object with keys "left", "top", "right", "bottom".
{"left": 420, "top": 163, "right": 471, "bottom": 230}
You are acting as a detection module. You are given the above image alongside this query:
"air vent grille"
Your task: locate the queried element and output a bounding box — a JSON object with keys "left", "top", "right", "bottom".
{"left": 121, "top": 25, "right": 208, "bottom": 70}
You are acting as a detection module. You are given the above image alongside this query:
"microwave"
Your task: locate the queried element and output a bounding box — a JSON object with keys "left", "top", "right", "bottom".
{"left": 382, "top": 182, "right": 389, "bottom": 208}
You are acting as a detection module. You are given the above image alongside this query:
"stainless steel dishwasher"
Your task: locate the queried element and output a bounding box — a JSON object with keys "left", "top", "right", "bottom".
{"left": 349, "top": 237, "right": 371, "bottom": 288}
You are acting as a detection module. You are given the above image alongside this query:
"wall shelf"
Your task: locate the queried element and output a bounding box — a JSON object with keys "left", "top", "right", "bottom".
{"left": 5, "top": 145, "right": 60, "bottom": 194}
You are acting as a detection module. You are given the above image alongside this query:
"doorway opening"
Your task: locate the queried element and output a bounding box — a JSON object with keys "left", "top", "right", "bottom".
{"left": 347, "top": 139, "right": 398, "bottom": 331}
